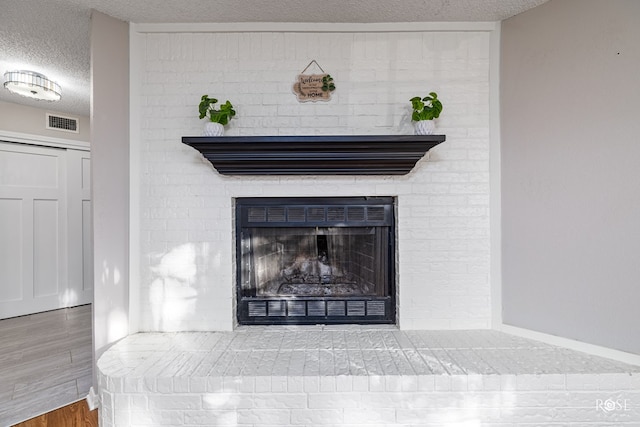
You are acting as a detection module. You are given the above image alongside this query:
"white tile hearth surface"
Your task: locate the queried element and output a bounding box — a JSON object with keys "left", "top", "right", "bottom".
{"left": 98, "top": 328, "right": 640, "bottom": 426}
{"left": 98, "top": 327, "right": 639, "bottom": 377}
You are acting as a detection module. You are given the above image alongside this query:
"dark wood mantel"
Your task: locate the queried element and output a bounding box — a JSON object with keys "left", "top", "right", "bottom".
{"left": 181, "top": 134, "right": 446, "bottom": 175}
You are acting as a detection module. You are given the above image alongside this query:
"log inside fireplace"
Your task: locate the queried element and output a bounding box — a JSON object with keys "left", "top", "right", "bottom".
{"left": 236, "top": 197, "right": 395, "bottom": 325}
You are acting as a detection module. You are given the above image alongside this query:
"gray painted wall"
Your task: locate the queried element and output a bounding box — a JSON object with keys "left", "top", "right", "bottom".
{"left": 90, "top": 11, "right": 130, "bottom": 362}
{"left": 501, "top": 0, "right": 640, "bottom": 354}
{"left": 0, "top": 100, "right": 90, "bottom": 142}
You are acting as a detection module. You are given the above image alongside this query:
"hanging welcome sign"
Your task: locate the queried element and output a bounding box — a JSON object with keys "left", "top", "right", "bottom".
{"left": 292, "top": 60, "right": 335, "bottom": 102}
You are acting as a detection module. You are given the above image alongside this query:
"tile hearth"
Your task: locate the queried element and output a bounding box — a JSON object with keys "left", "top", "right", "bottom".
{"left": 98, "top": 327, "right": 640, "bottom": 426}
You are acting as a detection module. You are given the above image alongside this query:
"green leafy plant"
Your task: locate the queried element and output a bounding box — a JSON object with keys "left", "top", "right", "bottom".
{"left": 198, "top": 95, "right": 236, "bottom": 125}
{"left": 321, "top": 75, "right": 335, "bottom": 92}
{"left": 410, "top": 92, "right": 443, "bottom": 121}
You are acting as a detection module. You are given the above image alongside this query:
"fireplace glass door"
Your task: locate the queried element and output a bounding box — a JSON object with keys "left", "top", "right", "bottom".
{"left": 236, "top": 197, "right": 395, "bottom": 325}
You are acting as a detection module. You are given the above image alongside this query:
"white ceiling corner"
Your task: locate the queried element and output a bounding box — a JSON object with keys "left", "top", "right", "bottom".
{"left": 0, "top": 0, "right": 550, "bottom": 117}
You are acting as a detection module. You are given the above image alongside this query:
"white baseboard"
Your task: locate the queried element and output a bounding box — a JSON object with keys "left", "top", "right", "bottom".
{"left": 500, "top": 323, "right": 640, "bottom": 366}
{"left": 86, "top": 386, "right": 100, "bottom": 411}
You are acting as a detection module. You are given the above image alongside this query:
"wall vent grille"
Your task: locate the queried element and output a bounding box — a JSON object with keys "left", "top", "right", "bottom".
{"left": 287, "top": 207, "right": 306, "bottom": 222}
{"left": 243, "top": 299, "right": 389, "bottom": 322}
{"left": 240, "top": 198, "right": 394, "bottom": 227}
{"left": 46, "top": 113, "right": 79, "bottom": 133}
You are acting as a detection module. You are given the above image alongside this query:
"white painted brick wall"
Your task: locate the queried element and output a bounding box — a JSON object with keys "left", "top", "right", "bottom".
{"left": 136, "top": 30, "right": 492, "bottom": 331}
{"left": 99, "top": 374, "right": 640, "bottom": 427}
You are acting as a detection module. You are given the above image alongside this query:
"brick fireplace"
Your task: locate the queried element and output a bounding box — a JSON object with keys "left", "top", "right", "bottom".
{"left": 137, "top": 28, "right": 494, "bottom": 332}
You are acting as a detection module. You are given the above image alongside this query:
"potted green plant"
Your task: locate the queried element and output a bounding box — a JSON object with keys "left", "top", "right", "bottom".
{"left": 199, "top": 95, "right": 236, "bottom": 136}
{"left": 410, "top": 92, "right": 443, "bottom": 135}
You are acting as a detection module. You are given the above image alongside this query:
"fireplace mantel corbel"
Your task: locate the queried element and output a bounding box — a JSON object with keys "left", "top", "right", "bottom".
{"left": 181, "top": 134, "right": 445, "bottom": 175}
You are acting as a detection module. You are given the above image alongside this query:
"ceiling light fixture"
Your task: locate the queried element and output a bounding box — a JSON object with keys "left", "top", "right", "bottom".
{"left": 3, "top": 70, "right": 62, "bottom": 101}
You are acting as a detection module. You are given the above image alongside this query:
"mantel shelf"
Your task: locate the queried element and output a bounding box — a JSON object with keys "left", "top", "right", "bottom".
{"left": 181, "top": 134, "right": 446, "bottom": 175}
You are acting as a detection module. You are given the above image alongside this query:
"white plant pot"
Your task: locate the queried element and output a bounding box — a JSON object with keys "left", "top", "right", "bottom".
{"left": 203, "top": 122, "right": 224, "bottom": 136}
{"left": 414, "top": 120, "right": 435, "bottom": 135}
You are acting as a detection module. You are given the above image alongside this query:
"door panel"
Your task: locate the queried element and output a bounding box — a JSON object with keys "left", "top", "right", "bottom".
{"left": 0, "top": 198, "right": 23, "bottom": 302}
{"left": 0, "top": 149, "right": 59, "bottom": 188}
{"left": 82, "top": 200, "right": 93, "bottom": 291}
{"left": 33, "top": 199, "right": 60, "bottom": 298}
{"left": 0, "top": 141, "right": 92, "bottom": 319}
{"left": 67, "top": 149, "right": 93, "bottom": 299}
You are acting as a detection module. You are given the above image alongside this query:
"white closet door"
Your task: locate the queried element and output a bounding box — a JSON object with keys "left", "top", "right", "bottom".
{"left": 66, "top": 149, "right": 93, "bottom": 305}
{"left": 0, "top": 141, "right": 68, "bottom": 318}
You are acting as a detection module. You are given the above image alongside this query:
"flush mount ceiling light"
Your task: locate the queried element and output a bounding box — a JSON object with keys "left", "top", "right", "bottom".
{"left": 3, "top": 70, "right": 62, "bottom": 101}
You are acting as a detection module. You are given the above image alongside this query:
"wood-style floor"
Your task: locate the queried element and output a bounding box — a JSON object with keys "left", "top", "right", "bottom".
{"left": 0, "top": 305, "right": 93, "bottom": 427}
{"left": 12, "top": 399, "right": 97, "bottom": 427}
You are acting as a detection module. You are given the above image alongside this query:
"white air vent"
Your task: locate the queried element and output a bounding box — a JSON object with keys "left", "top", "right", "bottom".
{"left": 46, "top": 113, "right": 79, "bottom": 133}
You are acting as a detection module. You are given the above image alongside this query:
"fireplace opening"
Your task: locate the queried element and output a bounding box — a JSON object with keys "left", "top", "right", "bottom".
{"left": 236, "top": 197, "right": 395, "bottom": 325}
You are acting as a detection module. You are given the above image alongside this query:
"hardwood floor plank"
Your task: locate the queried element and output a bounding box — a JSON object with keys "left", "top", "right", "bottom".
{"left": 65, "top": 306, "right": 92, "bottom": 322}
{"left": 12, "top": 363, "right": 91, "bottom": 399}
{"left": 11, "top": 399, "right": 98, "bottom": 427}
{"left": 0, "top": 328, "right": 69, "bottom": 350}
{"left": 76, "top": 376, "right": 93, "bottom": 397}
{"left": 4, "top": 333, "right": 92, "bottom": 368}
{"left": 0, "top": 349, "right": 24, "bottom": 365}
{"left": 0, "top": 386, "right": 14, "bottom": 402}
{"left": 2, "top": 352, "right": 73, "bottom": 388}
{"left": 0, "top": 326, "right": 71, "bottom": 356}
{"left": 70, "top": 340, "right": 93, "bottom": 364}
{"left": 1, "top": 381, "right": 79, "bottom": 426}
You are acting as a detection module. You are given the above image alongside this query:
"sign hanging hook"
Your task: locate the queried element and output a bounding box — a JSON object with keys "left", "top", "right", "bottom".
{"left": 300, "top": 60, "right": 326, "bottom": 74}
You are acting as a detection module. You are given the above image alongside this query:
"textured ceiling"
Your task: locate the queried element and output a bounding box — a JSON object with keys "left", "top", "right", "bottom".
{"left": 0, "top": 0, "right": 549, "bottom": 118}
{"left": 0, "top": 0, "right": 91, "bottom": 117}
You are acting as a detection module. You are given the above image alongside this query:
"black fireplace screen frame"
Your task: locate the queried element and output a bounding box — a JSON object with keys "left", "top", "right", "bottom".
{"left": 235, "top": 196, "right": 396, "bottom": 325}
